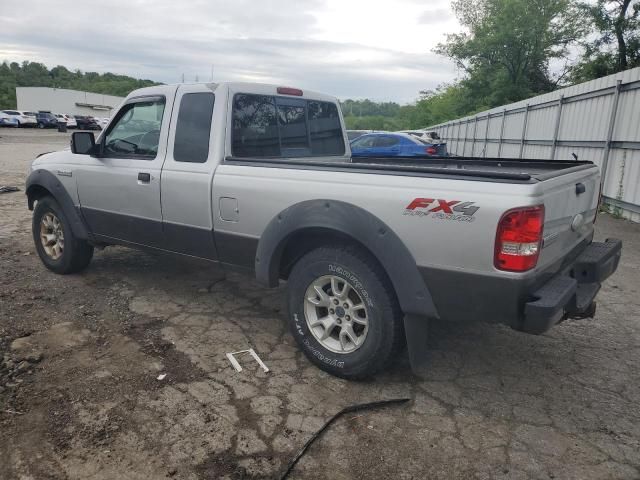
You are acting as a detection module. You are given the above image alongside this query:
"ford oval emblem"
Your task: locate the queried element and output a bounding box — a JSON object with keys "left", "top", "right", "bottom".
{"left": 571, "top": 213, "right": 584, "bottom": 232}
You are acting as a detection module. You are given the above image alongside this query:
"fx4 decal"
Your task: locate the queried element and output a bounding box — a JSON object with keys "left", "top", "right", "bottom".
{"left": 403, "top": 198, "right": 479, "bottom": 222}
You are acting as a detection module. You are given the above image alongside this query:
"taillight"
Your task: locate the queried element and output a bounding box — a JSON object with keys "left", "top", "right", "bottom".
{"left": 494, "top": 205, "right": 545, "bottom": 272}
{"left": 425, "top": 146, "right": 437, "bottom": 155}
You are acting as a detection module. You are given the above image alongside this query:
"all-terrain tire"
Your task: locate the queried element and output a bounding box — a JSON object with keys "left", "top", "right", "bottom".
{"left": 287, "top": 244, "right": 404, "bottom": 379}
{"left": 32, "top": 196, "right": 93, "bottom": 274}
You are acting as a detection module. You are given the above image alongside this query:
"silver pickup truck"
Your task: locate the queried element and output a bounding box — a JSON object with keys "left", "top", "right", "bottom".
{"left": 25, "top": 82, "right": 622, "bottom": 379}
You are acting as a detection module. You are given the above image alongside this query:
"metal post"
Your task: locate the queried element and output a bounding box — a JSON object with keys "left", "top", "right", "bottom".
{"left": 601, "top": 80, "right": 622, "bottom": 187}
{"left": 483, "top": 114, "right": 490, "bottom": 158}
{"left": 471, "top": 116, "right": 478, "bottom": 156}
{"left": 462, "top": 120, "right": 469, "bottom": 156}
{"left": 550, "top": 95, "right": 564, "bottom": 160}
{"left": 519, "top": 104, "right": 529, "bottom": 159}
{"left": 497, "top": 109, "right": 507, "bottom": 158}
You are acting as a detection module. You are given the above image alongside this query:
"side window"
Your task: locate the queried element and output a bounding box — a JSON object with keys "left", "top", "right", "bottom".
{"left": 308, "top": 101, "right": 345, "bottom": 155}
{"left": 351, "top": 135, "right": 376, "bottom": 148}
{"left": 104, "top": 98, "right": 165, "bottom": 159}
{"left": 174, "top": 92, "right": 215, "bottom": 163}
{"left": 232, "top": 94, "right": 279, "bottom": 157}
{"left": 375, "top": 136, "right": 399, "bottom": 147}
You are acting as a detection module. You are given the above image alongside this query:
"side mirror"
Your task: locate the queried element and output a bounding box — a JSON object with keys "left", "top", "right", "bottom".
{"left": 71, "top": 131, "right": 97, "bottom": 155}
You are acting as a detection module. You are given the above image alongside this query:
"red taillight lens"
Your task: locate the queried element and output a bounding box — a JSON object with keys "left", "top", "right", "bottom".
{"left": 425, "top": 146, "right": 437, "bottom": 155}
{"left": 494, "top": 205, "right": 545, "bottom": 272}
{"left": 277, "top": 86, "right": 303, "bottom": 96}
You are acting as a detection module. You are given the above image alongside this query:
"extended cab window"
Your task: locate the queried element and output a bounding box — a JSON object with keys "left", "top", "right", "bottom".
{"left": 104, "top": 98, "right": 165, "bottom": 158}
{"left": 231, "top": 94, "right": 345, "bottom": 158}
{"left": 174, "top": 92, "right": 215, "bottom": 163}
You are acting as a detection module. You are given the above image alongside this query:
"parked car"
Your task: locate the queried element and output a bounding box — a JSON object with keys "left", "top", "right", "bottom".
{"left": 25, "top": 82, "right": 621, "bottom": 379}
{"left": 88, "top": 116, "right": 103, "bottom": 130}
{"left": 65, "top": 114, "right": 78, "bottom": 128}
{"left": 1, "top": 110, "right": 37, "bottom": 127}
{"left": 0, "top": 111, "right": 19, "bottom": 127}
{"left": 346, "top": 129, "right": 374, "bottom": 141}
{"left": 74, "top": 115, "right": 101, "bottom": 130}
{"left": 54, "top": 114, "right": 77, "bottom": 128}
{"left": 350, "top": 132, "right": 447, "bottom": 157}
{"left": 35, "top": 112, "right": 59, "bottom": 129}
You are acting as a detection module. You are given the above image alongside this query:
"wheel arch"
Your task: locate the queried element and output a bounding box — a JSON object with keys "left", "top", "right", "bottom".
{"left": 26, "top": 169, "right": 90, "bottom": 241}
{"left": 255, "top": 199, "right": 439, "bottom": 320}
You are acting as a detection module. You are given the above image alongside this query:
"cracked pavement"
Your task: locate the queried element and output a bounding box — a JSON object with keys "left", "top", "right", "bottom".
{"left": 1, "top": 129, "right": 639, "bottom": 479}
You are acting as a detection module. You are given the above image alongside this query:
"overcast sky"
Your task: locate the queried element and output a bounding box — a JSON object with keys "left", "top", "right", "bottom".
{"left": 0, "top": 0, "right": 462, "bottom": 103}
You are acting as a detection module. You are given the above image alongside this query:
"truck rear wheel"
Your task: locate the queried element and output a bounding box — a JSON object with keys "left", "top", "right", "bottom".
{"left": 32, "top": 196, "right": 93, "bottom": 274}
{"left": 287, "top": 245, "right": 404, "bottom": 379}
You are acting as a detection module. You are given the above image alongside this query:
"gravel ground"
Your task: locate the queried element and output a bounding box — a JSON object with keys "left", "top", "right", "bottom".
{"left": 1, "top": 128, "right": 639, "bottom": 480}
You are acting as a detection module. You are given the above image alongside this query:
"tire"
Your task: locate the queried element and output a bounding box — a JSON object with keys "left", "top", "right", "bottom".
{"left": 32, "top": 196, "right": 93, "bottom": 274}
{"left": 287, "top": 245, "right": 404, "bottom": 379}
{"left": 38, "top": 123, "right": 44, "bottom": 129}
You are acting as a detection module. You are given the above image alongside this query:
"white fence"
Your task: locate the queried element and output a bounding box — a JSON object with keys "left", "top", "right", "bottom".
{"left": 427, "top": 67, "right": 640, "bottom": 222}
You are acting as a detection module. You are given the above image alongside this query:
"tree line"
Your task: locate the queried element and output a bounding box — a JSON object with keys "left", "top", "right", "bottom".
{"left": 0, "top": 61, "right": 160, "bottom": 110}
{"left": 343, "top": 0, "right": 640, "bottom": 130}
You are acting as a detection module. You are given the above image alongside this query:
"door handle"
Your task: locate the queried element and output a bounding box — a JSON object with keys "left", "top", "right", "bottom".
{"left": 138, "top": 172, "right": 151, "bottom": 183}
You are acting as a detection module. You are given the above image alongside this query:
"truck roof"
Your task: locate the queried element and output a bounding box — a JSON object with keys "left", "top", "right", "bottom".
{"left": 127, "top": 82, "right": 339, "bottom": 103}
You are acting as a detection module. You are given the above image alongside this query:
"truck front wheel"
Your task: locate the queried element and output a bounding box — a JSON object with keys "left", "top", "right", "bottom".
{"left": 32, "top": 196, "right": 93, "bottom": 274}
{"left": 287, "top": 245, "right": 404, "bottom": 379}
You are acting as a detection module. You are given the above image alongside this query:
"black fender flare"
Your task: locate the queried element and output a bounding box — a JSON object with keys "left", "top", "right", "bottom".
{"left": 255, "top": 199, "right": 439, "bottom": 320}
{"left": 26, "top": 169, "right": 90, "bottom": 241}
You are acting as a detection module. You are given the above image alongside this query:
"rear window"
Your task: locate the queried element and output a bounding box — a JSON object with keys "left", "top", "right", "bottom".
{"left": 308, "top": 101, "right": 344, "bottom": 155}
{"left": 174, "top": 92, "right": 215, "bottom": 163}
{"left": 232, "top": 94, "right": 279, "bottom": 157}
{"left": 231, "top": 93, "right": 344, "bottom": 158}
{"left": 3, "top": 111, "right": 19, "bottom": 115}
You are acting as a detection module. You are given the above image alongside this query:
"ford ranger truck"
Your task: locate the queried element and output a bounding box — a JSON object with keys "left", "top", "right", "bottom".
{"left": 25, "top": 82, "right": 622, "bottom": 379}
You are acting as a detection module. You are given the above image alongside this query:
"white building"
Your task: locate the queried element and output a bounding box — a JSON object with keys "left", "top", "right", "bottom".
{"left": 16, "top": 87, "right": 125, "bottom": 117}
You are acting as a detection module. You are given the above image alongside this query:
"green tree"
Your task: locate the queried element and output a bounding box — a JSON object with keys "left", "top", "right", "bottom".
{"left": 0, "top": 60, "right": 161, "bottom": 109}
{"left": 570, "top": 0, "right": 640, "bottom": 82}
{"left": 435, "top": 0, "right": 584, "bottom": 108}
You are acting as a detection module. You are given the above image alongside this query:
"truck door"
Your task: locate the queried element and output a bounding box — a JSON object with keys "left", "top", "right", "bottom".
{"left": 160, "top": 84, "right": 218, "bottom": 259}
{"left": 76, "top": 89, "right": 176, "bottom": 247}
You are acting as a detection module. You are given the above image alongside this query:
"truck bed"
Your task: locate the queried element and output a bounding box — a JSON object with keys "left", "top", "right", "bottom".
{"left": 226, "top": 155, "right": 596, "bottom": 183}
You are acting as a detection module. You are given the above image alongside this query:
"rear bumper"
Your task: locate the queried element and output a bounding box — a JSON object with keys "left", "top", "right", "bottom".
{"left": 520, "top": 238, "right": 622, "bottom": 334}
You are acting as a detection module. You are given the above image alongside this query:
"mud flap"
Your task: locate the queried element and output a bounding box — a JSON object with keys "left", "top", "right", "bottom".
{"left": 403, "top": 314, "right": 430, "bottom": 375}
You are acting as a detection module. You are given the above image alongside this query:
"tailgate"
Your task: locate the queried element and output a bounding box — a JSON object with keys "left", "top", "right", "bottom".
{"left": 536, "top": 166, "right": 600, "bottom": 272}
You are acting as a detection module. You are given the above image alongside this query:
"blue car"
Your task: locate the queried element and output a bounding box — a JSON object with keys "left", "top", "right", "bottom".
{"left": 350, "top": 132, "right": 446, "bottom": 157}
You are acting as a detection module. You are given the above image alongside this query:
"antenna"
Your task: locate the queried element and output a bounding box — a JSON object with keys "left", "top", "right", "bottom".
{"left": 210, "top": 64, "right": 214, "bottom": 82}
{"left": 181, "top": 73, "right": 184, "bottom": 83}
